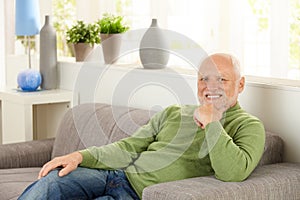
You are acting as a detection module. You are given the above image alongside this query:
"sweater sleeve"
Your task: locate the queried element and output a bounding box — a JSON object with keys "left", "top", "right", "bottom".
{"left": 204, "top": 118, "right": 265, "bottom": 182}
{"left": 79, "top": 108, "right": 167, "bottom": 169}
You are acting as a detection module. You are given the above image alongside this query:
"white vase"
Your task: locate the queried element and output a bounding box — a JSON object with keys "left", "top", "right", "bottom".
{"left": 39, "top": 15, "right": 57, "bottom": 89}
{"left": 139, "top": 19, "right": 170, "bottom": 69}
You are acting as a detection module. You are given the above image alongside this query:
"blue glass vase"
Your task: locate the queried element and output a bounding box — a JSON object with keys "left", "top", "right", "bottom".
{"left": 17, "top": 69, "right": 42, "bottom": 91}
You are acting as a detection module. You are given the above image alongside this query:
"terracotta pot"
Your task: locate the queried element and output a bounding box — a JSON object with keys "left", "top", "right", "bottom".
{"left": 100, "top": 33, "right": 122, "bottom": 64}
{"left": 73, "top": 43, "right": 94, "bottom": 62}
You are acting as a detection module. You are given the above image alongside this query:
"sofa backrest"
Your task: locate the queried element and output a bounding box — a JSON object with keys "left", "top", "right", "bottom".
{"left": 52, "top": 103, "right": 156, "bottom": 158}
{"left": 52, "top": 103, "right": 284, "bottom": 166}
{"left": 258, "top": 131, "right": 283, "bottom": 166}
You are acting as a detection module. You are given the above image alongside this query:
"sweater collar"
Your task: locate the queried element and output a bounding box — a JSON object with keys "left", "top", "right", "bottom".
{"left": 226, "top": 102, "right": 241, "bottom": 113}
{"left": 222, "top": 102, "right": 241, "bottom": 119}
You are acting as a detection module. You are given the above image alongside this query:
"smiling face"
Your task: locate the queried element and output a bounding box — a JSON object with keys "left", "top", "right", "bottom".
{"left": 197, "top": 53, "right": 245, "bottom": 111}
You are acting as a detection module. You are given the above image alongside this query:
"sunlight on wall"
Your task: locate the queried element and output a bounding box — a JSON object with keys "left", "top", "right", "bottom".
{"left": 0, "top": 0, "right": 5, "bottom": 87}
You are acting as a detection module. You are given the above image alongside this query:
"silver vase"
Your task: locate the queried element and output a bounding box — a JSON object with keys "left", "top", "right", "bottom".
{"left": 39, "top": 15, "right": 57, "bottom": 89}
{"left": 139, "top": 19, "right": 170, "bottom": 69}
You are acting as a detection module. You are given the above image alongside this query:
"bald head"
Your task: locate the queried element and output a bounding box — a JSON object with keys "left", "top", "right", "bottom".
{"left": 199, "top": 53, "right": 241, "bottom": 79}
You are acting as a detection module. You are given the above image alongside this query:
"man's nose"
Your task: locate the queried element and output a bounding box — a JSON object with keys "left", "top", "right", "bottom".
{"left": 206, "top": 79, "right": 220, "bottom": 89}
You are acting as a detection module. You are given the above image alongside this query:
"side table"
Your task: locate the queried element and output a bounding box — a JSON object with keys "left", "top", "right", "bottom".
{"left": 0, "top": 88, "right": 73, "bottom": 144}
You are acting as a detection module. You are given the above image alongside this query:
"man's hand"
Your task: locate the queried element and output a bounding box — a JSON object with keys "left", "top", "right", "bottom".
{"left": 193, "top": 104, "right": 224, "bottom": 129}
{"left": 38, "top": 151, "right": 83, "bottom": 179}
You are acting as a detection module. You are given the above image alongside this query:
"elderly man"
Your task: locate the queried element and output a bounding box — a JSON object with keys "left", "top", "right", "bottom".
{"left": 18, "top": 53, "right": 265, "bottom": 200}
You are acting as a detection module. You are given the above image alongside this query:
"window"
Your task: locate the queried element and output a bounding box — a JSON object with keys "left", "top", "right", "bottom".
{"left": 53, "top": 0, "right": 76, "bottom": 57}
{"left": 73, "top": 0, "right": 300, "bottom": 80}
{"left": 3, "top": 0, "right": 300, "bottom": 84}
{"left": 0, "top": 0, "right": 5, "bottom": 87}
{"left": 229, "top": 0, "right": 300, "bottom": 80}
{"left": 288, "top": 0, "right": 300, "bottom": 79}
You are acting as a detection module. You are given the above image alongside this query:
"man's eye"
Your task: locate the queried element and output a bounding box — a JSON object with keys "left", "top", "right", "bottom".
{"left": 200, "top": 77, "right": 208, "bottom": 81}
{"left": 218, "top": 78, "right": 227, "bottom": 82}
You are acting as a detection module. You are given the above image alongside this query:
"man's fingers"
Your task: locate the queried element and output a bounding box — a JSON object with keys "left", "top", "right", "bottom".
{"left": 58, "top": 164, "right": 75, "bottom": 177}
{"left": 38, "top": 159, "right": 62, "bottom": 179}
{"left": 193, "top": 109, "right": 205, "bottom": 128}
{"left": 37, "top": 152, "right": 82, "bottom": 179}
{"left": 38, "top": 164, "right": 53, "bottom": 179}
{"left": 38, "top": 169, "right": 44, "bottom": 179}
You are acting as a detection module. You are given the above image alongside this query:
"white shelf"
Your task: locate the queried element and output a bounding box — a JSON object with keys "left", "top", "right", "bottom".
{"left": 0, "top": 88, "right": 73, "bottom": 144}
{"left": 0, "top": 88, "right": 73, "bottom": 104}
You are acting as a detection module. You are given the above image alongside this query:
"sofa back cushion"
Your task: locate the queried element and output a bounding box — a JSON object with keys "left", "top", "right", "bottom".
{"left": 258, "top": 131, "right": 283, "bottom": 166}
{"left": 52, "top": 103, "right": 155, "bottom": 158}
{"left": 52, "top": 103, "right": 284, "bottom": 166}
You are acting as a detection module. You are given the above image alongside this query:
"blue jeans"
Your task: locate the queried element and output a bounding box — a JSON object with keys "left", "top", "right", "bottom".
{"left": 18, "top": 167, "right": 139, "bottom": 200}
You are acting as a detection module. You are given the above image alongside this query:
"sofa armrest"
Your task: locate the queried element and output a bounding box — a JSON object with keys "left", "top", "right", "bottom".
{"left": 0, "top": 138, "right": 55, "bottom": 169}
{"left": 143, "top": 163, "right": 300, "bottom": 200}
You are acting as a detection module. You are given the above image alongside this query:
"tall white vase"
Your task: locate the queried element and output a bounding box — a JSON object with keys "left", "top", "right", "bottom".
{"left": 139, "top": 19, "right": 170, "bottom": 69}
{"left": 39, "top": 15, "right": 57, "bottom": 89}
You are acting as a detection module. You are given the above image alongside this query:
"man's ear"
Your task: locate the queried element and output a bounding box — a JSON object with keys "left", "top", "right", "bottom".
{"left": 238, "top": 77, "right": 245, "bottom": 93}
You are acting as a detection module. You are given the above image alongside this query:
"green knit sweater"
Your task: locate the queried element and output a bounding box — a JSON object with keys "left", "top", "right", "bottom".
{"left": 80, "top": 103, "right": 265, "bottom": 199}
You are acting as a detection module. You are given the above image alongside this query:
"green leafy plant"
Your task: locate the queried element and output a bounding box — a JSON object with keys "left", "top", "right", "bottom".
{"left": 97, "top": 13, "right": 129, "bottom": 34}
{"left": 66, "top": 20, "right": 101, "bottom": 45}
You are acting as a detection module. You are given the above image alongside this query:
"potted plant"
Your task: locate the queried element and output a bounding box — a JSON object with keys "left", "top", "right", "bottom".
{"left": 66, "top": 20, "right": 101, "bottom": 61}
{"left": 97, "top": 13, "right": 129, "bottom": 64}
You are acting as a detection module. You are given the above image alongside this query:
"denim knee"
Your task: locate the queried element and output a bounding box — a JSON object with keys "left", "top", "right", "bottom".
{"left": 18, "top": 169, "right": 62, "bottom": 199}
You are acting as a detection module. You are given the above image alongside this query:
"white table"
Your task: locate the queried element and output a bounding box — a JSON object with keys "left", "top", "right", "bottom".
{"left": 0, "top": 88, "right": 73, "bottom": 144}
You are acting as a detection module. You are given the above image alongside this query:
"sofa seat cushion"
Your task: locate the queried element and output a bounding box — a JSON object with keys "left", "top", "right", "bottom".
{"left": 0, "top": 168, "right": 40, "bottom": 200}
{"left": 142, "top": 163, "right": 300, "bottom": 200}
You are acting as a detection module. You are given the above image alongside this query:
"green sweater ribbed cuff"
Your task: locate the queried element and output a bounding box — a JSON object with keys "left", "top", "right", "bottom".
{"left": 79, "top": 149, "right": 96, "bottom": 167}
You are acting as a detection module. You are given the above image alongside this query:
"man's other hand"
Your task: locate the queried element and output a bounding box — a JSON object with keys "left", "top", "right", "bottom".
{"left": 38, "top": 151, "right": 83, "bottom": 179}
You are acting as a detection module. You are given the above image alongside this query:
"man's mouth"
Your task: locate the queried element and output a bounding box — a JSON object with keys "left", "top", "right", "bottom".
{"left": 205, "top": 94, "right": 222, "bottom": 99}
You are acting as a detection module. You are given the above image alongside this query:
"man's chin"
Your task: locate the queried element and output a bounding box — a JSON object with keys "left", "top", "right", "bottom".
{"left": 202, "top": 100, "right": 229, "bottom": 111}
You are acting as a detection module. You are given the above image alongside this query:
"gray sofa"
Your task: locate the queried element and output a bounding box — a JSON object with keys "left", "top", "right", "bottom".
{"left": 0, "top": 103, "right": 299, "bottom": 200}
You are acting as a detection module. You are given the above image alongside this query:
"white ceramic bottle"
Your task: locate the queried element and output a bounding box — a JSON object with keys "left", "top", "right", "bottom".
{"left": 139, "top": 19, "right": 170, "bottom": 69}
{"left": 40, "top": 15, "right": 57, "bottom": 89}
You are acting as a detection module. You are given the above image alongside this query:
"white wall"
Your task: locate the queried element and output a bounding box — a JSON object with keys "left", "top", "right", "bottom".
{"left": 239, "top": 83, "right": 300, "bottom": 162}
{"left": 57, "top": 61, "right": 198, "bottom": 109}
